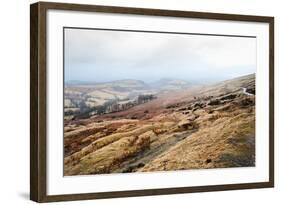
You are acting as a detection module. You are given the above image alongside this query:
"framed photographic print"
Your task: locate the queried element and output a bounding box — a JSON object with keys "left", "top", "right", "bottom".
{"left": 30, "top": 1, "right": 274, "bottom": 202}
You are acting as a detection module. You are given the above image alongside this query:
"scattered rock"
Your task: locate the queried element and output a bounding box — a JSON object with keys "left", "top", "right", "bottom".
{"left": 207, "top": 110, "right": 214, "bottom": 114}
{"left": 166, "top": 105, "right": 174, "bottom": 109}
{"left": 187, "top": 114, "right": 197, "bottom": 121}
{"left": 193, "top": 102, "right": 205, "bottom": 109}
{"left": 214, "top": 104, "right": 232, "bottom": 112}
{"left": 220, "top": 94, "right": 237, "bottom": 101}
{"left": 239, "top": 98, "right": 254, "bottom": 107}
{"left": 178, "top": 120, "right": 197, "bottom": 130}
{"left": 208, "top": 99, "right": 221, "bottom": 106}
{"left": 122, "top": 166, "right": 134, "bottom": 173}
{"left": 137, "top": 163, "right": 145, "bottom": 168}
{"left": 246, "top": 88, "right": 255, "bottom": 95}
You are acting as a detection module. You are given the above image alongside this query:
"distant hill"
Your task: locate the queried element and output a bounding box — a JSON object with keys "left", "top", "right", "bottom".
{"left": 65, "top": 80, "right": 97, "bottom": 86}
{"left": 66, "top": 79, "right": 147, "bottom": 90}
{"left": 151, "top": 78, "right": 190, "bottom": 90}
{"left": 93, "top": 79, "right": 148, "bottom": 91}
{"left": 64, "top": 74, "right": 254, "bottom": 121}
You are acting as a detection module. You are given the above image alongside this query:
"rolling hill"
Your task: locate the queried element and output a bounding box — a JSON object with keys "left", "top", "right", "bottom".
{"left": 64, "top": 74, "right": 255, "bottom": 175}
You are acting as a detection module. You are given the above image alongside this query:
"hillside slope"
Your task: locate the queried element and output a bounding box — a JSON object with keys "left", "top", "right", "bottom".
{"left": 64, "top": 74, "right": 255, "bottom": 175}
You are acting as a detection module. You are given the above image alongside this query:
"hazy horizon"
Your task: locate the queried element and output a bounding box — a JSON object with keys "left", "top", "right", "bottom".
{"left": 65, "top": 73, "right": 255, "bottom": 86}
{"left": 65, "top": 28, "right": 256, "bottom": 83}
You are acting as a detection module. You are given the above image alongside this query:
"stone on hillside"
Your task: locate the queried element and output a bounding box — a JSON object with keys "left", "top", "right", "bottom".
{"left": 246, "top": 88, "right": 255, "bottom": 95}
{"left": 178, "top": 120, "right": 197, "bottom": 130}
{"left": 239, "top": 98, "right": 255, "bottom": 107}
{"left": 208, "top": 99, "right": 221, "bottom": 106}
{"left": 220, "top": 94, "right": 237, "bottom": 101}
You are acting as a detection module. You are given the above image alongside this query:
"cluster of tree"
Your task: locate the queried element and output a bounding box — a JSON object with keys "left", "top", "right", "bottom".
{"left": 68, "top": 94, "right": 157, "bottom": 120}
{"left": 137, "top": 94, "right": 156, "bottom": 104}
{"left": 105, "top": 101, "right": 136, "bottom": 114}
{"left": 95, "top": 100, "right": 118, "bottom": 115}
{"left": 64, "top": 109, "right": 80, "bottom": 116}
{"left": 78, "top": 101, "right": 88, "bottom": 113}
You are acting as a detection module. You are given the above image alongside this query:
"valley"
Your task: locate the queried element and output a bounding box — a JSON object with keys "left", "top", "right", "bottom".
{"left": 64, "top": 74, "right": 255, "bottom": 176}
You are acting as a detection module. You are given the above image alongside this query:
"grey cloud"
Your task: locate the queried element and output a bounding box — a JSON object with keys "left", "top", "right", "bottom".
{"left": 64, "top": 28, "right": 256, "bottom": 82}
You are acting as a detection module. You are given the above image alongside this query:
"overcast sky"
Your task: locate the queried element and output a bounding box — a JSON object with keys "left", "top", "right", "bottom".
{"left": 64, "top": 28, "right": 256, "bottom": 83}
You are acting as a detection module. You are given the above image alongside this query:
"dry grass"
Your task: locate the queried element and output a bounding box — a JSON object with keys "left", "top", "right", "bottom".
{"left": 139, "top": 109, "right": 255, "bottom": 172}
{"left": 63, "top": 74, "right": 256, "bottom": 175}
{"left": 64, "top": 131, "right": 155, "bottom": 175}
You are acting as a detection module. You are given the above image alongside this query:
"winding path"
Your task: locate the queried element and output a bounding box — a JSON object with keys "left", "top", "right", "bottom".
{"left": 242, "top": 87, "right": 254, "bottom": 96}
